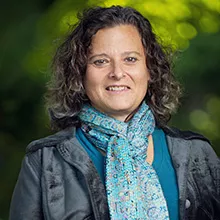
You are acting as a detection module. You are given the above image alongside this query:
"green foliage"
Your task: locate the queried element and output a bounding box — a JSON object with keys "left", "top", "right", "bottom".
{"left": 0, "top": 0, "right": 219, "bottom": 219}
{"left": 172, "top": 31, "right": 220, "bottom": 154}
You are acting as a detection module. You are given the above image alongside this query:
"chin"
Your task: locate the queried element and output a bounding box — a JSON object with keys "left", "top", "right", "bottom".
{"left": 107, "top": 106, "right": 136, "bottom": 116}
{"left": 108, "top": 103, "right": 134, "bottom": 111}
{"left": 110, "top": 100, "right": 140, "bottom": 110}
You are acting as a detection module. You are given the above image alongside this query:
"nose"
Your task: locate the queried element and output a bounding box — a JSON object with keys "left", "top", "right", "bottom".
{"left": 109, "top": 61, "right": 125, "bottom": 80}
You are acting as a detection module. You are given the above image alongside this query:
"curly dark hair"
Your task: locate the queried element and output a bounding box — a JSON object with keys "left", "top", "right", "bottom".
{"left": 46, "top": 5, "right": 181, "bottom": 130}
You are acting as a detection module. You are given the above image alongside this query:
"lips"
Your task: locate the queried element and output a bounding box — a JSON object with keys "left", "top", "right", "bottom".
{"left": 106, "top": 85, "right": 130, "bottom": 91}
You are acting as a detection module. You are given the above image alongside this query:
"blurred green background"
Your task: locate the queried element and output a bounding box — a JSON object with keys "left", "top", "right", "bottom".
{"left": 0, "top": 0, "right": 219, "bottom": 218}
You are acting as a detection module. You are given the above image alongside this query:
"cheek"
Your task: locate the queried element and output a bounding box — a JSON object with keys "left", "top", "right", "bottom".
{"left": 137, "top": 72, "right": 149, "bottom": 94}
{"left": 84, "top": 70, "right": 96, "bottom": 89}
{"left": 83, "top": 74, "right": 94, "bottom": 97}
{"left": 85, "top": 67, "right": 102, "bottom": 86}
{"left": 136, "top": 68, "right": 149, "bottom": 83}
{"left": 84, "top": 74, "right": 101, "bottom": 100}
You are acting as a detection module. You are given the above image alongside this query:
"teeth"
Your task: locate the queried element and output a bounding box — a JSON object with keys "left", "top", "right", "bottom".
{"left": 107, "top": 86, "right": 128, "bottom": 91}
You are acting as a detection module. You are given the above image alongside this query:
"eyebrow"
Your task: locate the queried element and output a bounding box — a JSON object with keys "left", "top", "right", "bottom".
{"left": 88, "top": 53, "right": 109, "bottom": 61}
{"left": 122, "top": 51, "right": 142, "bottom": 57}
{"left": 88, "top": 51, "right": 143, "bottom": 61}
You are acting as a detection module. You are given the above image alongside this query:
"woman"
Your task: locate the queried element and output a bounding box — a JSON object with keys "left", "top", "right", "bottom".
{"left": 10, "top": 6, "right": 220, "bottom": 220}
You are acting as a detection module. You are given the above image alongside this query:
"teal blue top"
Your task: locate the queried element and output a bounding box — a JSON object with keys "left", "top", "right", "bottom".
{"left": 76, "top": 127, "right": 179, "bottom": 220}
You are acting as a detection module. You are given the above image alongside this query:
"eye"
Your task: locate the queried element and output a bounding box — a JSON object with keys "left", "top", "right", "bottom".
{"left": 124, "top": 57, "right": 138, "bottom": 63}
{"left": 93, "top": 59, "right": 109, "bottom": 66}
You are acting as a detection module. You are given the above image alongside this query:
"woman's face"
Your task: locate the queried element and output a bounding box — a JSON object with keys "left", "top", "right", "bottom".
{"left": 84, "top": 24, "right": 149, "bottom": 121}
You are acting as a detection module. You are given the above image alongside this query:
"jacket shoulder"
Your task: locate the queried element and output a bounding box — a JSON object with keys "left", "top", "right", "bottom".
{"left": 26, "top": 127, "right": 76, "bottom": 154}
{"left": 163, "top": 126, "right": 211, "bottom": 144}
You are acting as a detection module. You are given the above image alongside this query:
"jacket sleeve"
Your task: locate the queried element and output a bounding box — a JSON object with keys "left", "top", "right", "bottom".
{"left": 9, "top": 150, "right": 43, "bottom": 220}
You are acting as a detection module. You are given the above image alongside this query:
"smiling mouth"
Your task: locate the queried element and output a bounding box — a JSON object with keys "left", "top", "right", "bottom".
{"left": 106, "top": 86, "right": 130, "bottom": 91}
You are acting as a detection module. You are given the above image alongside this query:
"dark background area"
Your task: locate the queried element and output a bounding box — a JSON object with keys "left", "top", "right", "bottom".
{"left": 0, "top": 0, "right": 219, "bottom": 219}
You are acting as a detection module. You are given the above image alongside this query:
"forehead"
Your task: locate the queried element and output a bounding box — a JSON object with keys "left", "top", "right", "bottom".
{"left": 88, "top": 24, "right": 144, "bottom": 54}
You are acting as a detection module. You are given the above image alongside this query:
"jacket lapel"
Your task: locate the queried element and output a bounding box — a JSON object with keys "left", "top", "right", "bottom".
{"left": 166, "top": 134, "right": 191, "bottom": 220}
{"left": 57, "top": 130, "right": 109, "bottom": 220}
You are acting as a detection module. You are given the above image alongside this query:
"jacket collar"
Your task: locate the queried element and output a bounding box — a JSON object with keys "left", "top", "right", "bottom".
{"left": 163, "top": 126, "right": 210, "bottom": 144}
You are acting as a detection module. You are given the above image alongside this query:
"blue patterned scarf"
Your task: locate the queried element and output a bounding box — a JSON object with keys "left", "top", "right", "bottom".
{"left": 79, "top": 102, "right": 169, "bottom": 219}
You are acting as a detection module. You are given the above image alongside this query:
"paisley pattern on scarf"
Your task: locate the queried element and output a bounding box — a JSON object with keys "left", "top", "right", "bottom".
{"left": 79, "top": 102, "right": 169, "bottom": 220}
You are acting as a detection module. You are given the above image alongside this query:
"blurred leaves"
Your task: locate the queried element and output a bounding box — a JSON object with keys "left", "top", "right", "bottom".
{"left": 0, "top": 0, "right": 220, "bottom": 219}
{"left": 25, "top": 0, "right": 220, "bottom": 76}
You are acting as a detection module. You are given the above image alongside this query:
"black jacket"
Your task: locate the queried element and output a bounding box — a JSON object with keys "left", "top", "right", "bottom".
{"left": 10, "top": 127, "right": 220, "bottom": 220}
